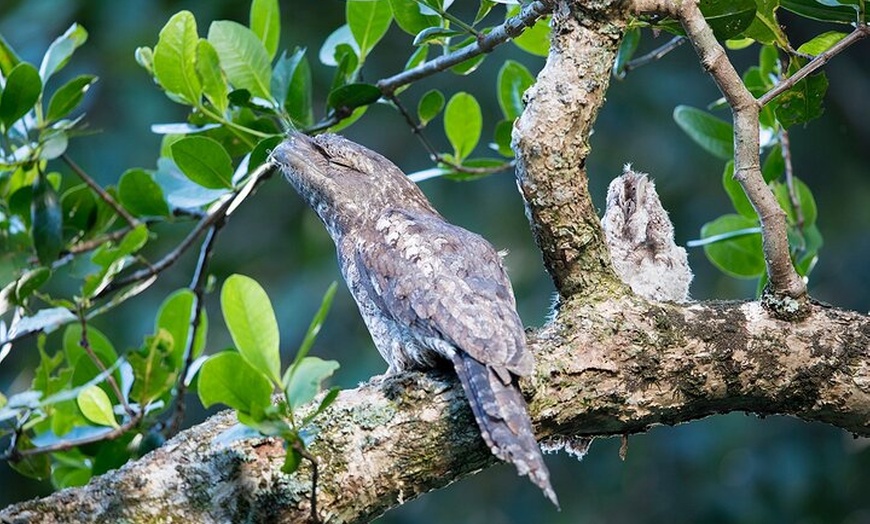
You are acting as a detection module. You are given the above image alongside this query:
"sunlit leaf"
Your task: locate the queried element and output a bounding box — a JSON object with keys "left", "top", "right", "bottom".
{"left": 444, "top": 92, "right": 482, "bottom": 161}
{"left": 283, "top": 357, "right": 339, "bottom": 410}
{"left": 196, "top": 39, "right": 228, "bottom": 113}
{"left": 197, "top": 351, "right": 273, "bottom": 413}
{"left": 153, "top": 11, "right": 202, "bottom": 106}
{"left": 417, "top": 89, "right": 445, "bottom": 126}
{"left": 250, "top": 0, "right": 281, "bottom": 59}
{"left": 77, "top": 385, "right": 119, "bottom": 428}
{"left": 389, "top": 0, "right": 440, "bottom": 35}
{"left": 221, "top": 274, "right": 282, "bottom": 384}
{"left": 208, "top": 20, "right": 272, "bottom": 100}
{"left": 347, "top": 0, "right": 393, "bottom": 60}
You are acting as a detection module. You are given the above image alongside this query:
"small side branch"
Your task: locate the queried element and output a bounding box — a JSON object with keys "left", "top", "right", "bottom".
{"left": 62, "top": 154, "right": 139, "bottom": 228}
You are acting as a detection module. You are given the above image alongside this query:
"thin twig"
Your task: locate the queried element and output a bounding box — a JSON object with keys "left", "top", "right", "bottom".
{"left": 4, "top": 414, "right": 142, "bottom": 459}
{"left": 78, "top": 312, "right": 136, "bottom": 419}
{"left": 163, "top": 222, "right": 224, "bottom": 438}
{"left": 377, "top": 1, "right": 553, "bottom": 95}
{"left": 619, "top": 35, "right": 686, "bottom": 78}
{"left": 96, "top": 162, "right": 276, "bottom": 299}
{"left": 386, "top": 93, "right": 440, "bottom": 162}
{"left": 758, "top": 24, "right": 870, "bottom": 108}
{"left": 780, "top": 130, "right": 804, "bottom": 230}
{"left": 62, "top": 154, "right": 139, "bottom": 228}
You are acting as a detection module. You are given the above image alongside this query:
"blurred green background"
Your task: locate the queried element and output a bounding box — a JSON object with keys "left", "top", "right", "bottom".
{"left": 1, "top": 1, "right": 869, "bottom": 522}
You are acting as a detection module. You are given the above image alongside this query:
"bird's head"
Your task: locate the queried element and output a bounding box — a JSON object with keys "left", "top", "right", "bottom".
{"left": 271, "top": 132, "right": 436, "bottom": 238}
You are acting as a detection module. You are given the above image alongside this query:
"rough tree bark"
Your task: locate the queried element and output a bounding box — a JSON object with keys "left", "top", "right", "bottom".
{"left": 3, "top": 1, "right": 868, "bottom": 523}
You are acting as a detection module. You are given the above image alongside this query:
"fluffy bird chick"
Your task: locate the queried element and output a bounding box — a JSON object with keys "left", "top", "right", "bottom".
{"left": 601, "top": 165, "right": 692, "bottom": 302}
{"left": 271, "top": 132, "right": 558, "bottom": 506}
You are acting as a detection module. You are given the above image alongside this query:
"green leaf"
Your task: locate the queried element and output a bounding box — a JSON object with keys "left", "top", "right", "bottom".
{"left": 157, "top": 289, "right": 208, "bottom": 369}
{"left": 128, "top": 329, "right": 176, "bottom": 404}
{"left": 389, "top": 0, "right": 440, "bottom": 35}
{"left": 46, "top": 75, "right": 97, "bottom": 122}
{"left": 208, "top": 21, "right": 273, "bottom": 100}
{"left": 742, "top": 0, "right": 790, "bottom": 47}
{"left": 673, "top": 105, "right": 734, "bottom": 160}
{"left": 413, "top": 26, "right": 462, "bottom": 46}
{"left": 0, "top": 33, "right": 22, "bottom": 77}
{"left": 700, "top": 214, "right": 765, "bottom": 278}
{"left": 197, "top": 351, "right": 273, "bottom": 413}
{"left": 82, "top": 224, "right": 149, "bottom": 298}
{"left": 0, "top": 62, "right": 41, "bottom": 129}
{"left": 613, "top": 27, "right": 640, "bottom": 78}
{"left": 326, "top": 83, "right": 381, "bottom": 112}
{"left": 39, "top": 23, "right": 88, "bottom": 81}
{"left": 796, "top": 31, "right": 848, "bottom": 55}
{"left": 497, "top": 60, "right": 534, "bottom": 121}
{"left": 493, "top": 119, "right": 514, "bottom": 158}
{"left": 30, "top": 174, "right": 64, "bottom": 265}
{"left": 8, "top": 434, "right": 51, "bottom": 480}
{"left": 196, "top": 39, "right": 228, "bottom": 113}
{"left": 283, "top": 357, "right": 340, "bottom": 410}
{"left": 508, "top": 7, "right": 550, "bottom": 56}
{"left": 153, "top": 11, "right": 202, "bottom": 106}
{"left": 444, "top": 92, "right": 482, "bottom": 161}
{"left": 282, "top": 445, "right": 303, "bottom": 474}
{"left": 346, "top": 0, "right": 393, "bottom": 60}
{"left": 417, "top": 89, "right": 445, "bottom": 126}
{"left": 762, "top": 144, "right": 784, "bottom": 183}
{"left": 271, "top": 48, "right": 314, "bottom": 127}
{"left": 781, "top": 0, "right": 860, "bottom": 23}
{"left": 290, "top": 283, "right": 337, "bottom": 373}
{"left": 773, "top": 61, "right": 828, "bottom": 128}
{"left": 118, "top": 169, "right": 170, "bottom": 217}
{"left": 171, "top": 136, "right": 234, "bottom": 189}
{"left": 773, "top": 177, "right": 818, "bottom": 227}
{"left": 721, "top": 161, "right": 756, "bottom": 218}
{"left": 319, "top": 25, "right": 359, "bottom": 67}
{"left": 302, "top": 387, "right": 340, "bottom": 425}
{"left": 221, "top": 274, "right": 282, "bottom": 384}
{"left": 250, "top": 0, "right": 281, "bottom": 59}
{"left": 134, "top": 46, "right": 154, "bottom": 75}
{"left": 77, "top": 385, "right": 119, "bottom": 428}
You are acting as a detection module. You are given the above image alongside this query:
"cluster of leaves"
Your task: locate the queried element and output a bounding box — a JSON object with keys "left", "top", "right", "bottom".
{"left": 0, "top": 0, "right": 346, "bottom": 490}
{"left": 616, "top": 0, "right": 864, "bottom": 289}
{"left": 198, "top": 275, "right": 339, "bottom": 475}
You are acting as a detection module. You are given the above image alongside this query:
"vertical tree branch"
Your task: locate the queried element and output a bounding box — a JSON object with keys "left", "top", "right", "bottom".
{"left": 513, "top": 1, "right": 625, "bottom": 298}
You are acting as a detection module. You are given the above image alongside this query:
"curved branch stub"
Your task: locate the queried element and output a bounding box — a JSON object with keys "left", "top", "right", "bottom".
{"left": 512, "top": 1, "right": 625, "bottom": 298}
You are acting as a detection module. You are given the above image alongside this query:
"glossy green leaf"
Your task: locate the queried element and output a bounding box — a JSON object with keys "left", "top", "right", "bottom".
{"left": 46, "top": 75, "right": 97, "bottom": 122}
{"left": 271, "top": 48, "right": 314, "bottom": 126}
{"left": 39, "top": 23, "right": 88, "bottom": 81}
{"left": 319, "top": 25, "right": 359, "bottom": 67}
{"left": 773, "top": 177, "right": 818, "bottom": 227}
{"left": 497, "top": 60, "right": 534, "bottom": 121}
{"left": 0, "top": 62, "right": 41, "bottom": 129}
{"left": 283, "top": 357, "right": 340, "bottom": 410}
{"left": 197, "top": 351, "right": 273, "bottom": 413}
{"left": 508, "top": 7, "right": 550, "bottom": 56}
{"left": 0, "top": 33, "right": 22, "bottom": 77}
{"left": 613, "top": 28, "right": 640, "bottom": 78}
{"left": 30, "top": 174, "right": 64, "bottom": 265}
{"left": 327, "top": 105, "right": 368, "bottom": 133}
{"left": 128, "top": 329, "right": 176, "bottom": 404}
{"left": 493, "top": 119, "right": 514, "bottom": 158}
{"left": 781, "top": 0, "right": 860, "bottom": 23}
{"left": 721, "top": 161, "right": 756, "bottom": 218}
{"left": 417, "top": 89, "right": 445, "bottom": 126}
{"left": 404, "top": 45, "right": 428, "bottom": 71}
{"left": 118, "top": 168, "right": 170, "bottom": 217}
{"left": 742, "top": 0, "right": 789, "bottom": 47}
{"left": 170, "top": 136, "right": 234, "bottom": 189}
{"left": 207, "top": 20, "right": 272, "bottom": 100}
{"left": 82, "top": 224, "right": 149, "bottom": 298}
{"left": 346, "top": 0, "right": 393, "bottom": 60}
{"left": 673, "top": 105, "right": 733, "bottom": 160}
{"left": 196, "top": 39, "right": 228, "bottom": 113}
{"left": 444, "top": 92, "right": 482, "bottom": 161}
{"left": 250, "top": 0, "right": 281, "bottom": 59}
{"left": 157, "top": 289, "right": 208, "bottom": 368}
{"left": 153, "top": 11, "right": 202, "bottom": 105}
{"left": 412, "top": 26, "right": 462, "bottom": 46}
{"left": 796, "top": 31, "right": 848, "bottom": 55}
{"left": 77, "top": 385, "right": 119, "bottom": 428}
{"left": 700, "top": 214, "right": 765, "bottom": 278}
{"left": 773, "top": 61, "right": 828, "bottom": 128}
{"left": 326, "top": 83, "right": 381, "bottom": 112}
{"left": 290, "top": 282, "right": 337, "bottom": 373}
{"left": 389, "top": 0, "right": 440, "bottom": 35}
{"left": 331, "top": 43, "right": 360, "bottom": 90}
{"left": 221, "top": 274, "right": 282, "bottom": 384}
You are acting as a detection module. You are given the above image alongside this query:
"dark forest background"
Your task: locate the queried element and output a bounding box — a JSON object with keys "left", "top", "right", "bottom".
{"left": 1, "top": 1, "right": 869, "bottom": 522}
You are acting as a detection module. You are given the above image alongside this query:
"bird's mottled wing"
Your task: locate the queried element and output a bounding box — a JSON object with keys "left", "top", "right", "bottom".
{"left": 355, "top": 208, "right": 533, "bottom": 376}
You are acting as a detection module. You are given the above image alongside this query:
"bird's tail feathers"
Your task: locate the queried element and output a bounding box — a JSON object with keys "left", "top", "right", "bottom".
{"left": 451, "top": 352, "right": 559, "bottom": 507}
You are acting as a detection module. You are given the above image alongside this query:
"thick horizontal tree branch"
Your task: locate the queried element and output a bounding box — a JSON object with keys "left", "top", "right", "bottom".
{"left": 3, "top": 297, "right": 867, "bottom": 523}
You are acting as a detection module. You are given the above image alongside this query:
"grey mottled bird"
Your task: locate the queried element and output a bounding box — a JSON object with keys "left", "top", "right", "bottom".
{"left": 271, "top": 132, "right": 557, "bottom": 506}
